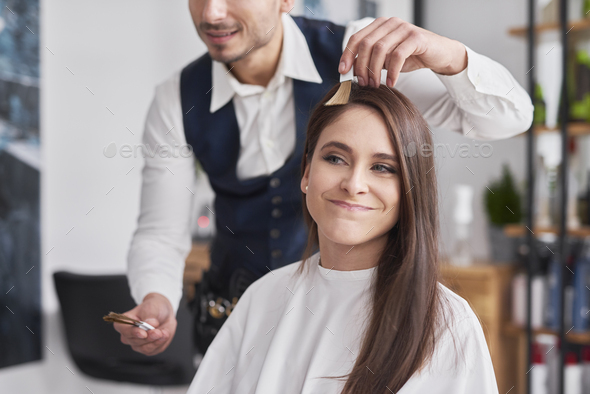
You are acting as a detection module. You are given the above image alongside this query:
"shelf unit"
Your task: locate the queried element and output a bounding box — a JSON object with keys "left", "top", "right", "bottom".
{"left": 508, "top": 17, "right": 590, "bottom": 36}
{"left": 532, "top": 121, "right": 590, "bottom": 136}
{"left": 504, "top": 323, "right": 590, "bottom": 345}
{"left": 510, "top": 1, "right": 583, "bottom": 393}
{"left": 503, "top": 224, "right": 590, "bottom": 237}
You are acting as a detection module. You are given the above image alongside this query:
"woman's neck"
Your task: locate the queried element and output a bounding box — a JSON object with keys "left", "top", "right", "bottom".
{"left": 317, "top": 231, "right": 386, "bottom": 271}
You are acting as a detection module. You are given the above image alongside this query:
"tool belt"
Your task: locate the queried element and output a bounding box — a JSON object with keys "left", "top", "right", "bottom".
{"left": 189, "top": 267, "right": 258, "bottom": 355}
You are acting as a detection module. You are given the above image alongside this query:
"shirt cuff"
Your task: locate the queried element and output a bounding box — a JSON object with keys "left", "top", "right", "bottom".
{"left": 433, "top": 44, "right": 503, "bottom": 102}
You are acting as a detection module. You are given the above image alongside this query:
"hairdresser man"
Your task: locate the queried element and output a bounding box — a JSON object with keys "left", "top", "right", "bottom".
{"left": 114, "top": 0, "right": 533, "bottom": 355}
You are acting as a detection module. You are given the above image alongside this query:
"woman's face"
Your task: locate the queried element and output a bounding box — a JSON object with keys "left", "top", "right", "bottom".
{"left": 301, "top": 105, "right": 401, "bottom": 248}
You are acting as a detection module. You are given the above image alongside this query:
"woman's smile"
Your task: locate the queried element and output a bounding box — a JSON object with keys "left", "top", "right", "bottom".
{"left": 329, "top": 199, "right": 375, "bottom": 211}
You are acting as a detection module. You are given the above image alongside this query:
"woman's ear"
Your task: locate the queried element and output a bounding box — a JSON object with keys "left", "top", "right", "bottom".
{"left": 301, "top": 161, "right": 310, "bottom": 194}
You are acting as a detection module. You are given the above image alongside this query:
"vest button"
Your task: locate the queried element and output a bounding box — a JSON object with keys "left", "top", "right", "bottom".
{"left": 271, "top": 208, "right": 282, "bottom": 218}
{"left": 270, "top": 177, "right": 281, "bottom": 188}
{"left": 271, "top": 195, "right": 282, "bottom": 205}
{"left": 270, "top": 228, "right": 281, "bottom": 239}
{"left": 271, "top": 249, "right": 282, "bottom": 258}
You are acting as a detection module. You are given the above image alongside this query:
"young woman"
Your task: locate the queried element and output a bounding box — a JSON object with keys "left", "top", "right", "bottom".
{"left": 187, "top": 82, "right": 498, "bottom": 394}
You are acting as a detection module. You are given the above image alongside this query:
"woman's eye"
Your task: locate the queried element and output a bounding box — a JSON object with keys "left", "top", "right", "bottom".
{"left": 373, "top": 164, "right": 397, "bottom": 174}
{"left": 322, "top": 155, "right": 396, "bottom": 174}
{"left": 322, "top": 155, "right": 344, "bottom": 165}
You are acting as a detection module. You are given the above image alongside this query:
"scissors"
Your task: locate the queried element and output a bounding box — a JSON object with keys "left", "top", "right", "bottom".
{"left": 103, "top": 311, "right": 155, "bottom": 331}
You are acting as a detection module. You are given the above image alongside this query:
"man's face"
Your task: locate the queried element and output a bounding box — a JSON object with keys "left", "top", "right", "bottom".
{"left": 189, "top": 0, "right": 283, "bottom": 64}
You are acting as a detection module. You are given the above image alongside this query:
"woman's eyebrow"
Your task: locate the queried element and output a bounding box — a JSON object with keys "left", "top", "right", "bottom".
{"left": 373, "top": 152, "right": 398, "bottom": 163}
{"left": 321, "top": 141, "right": 352, "bottom": 153}
{"left": 321, "top": 141, "right": 398, "bottom": 162}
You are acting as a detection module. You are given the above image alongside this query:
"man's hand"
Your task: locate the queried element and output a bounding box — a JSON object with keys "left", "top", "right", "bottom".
{"left": 113, "top": 292, "right": 177, "bottom": 356}
{"left": 339, "top": 17, "right": 468, "bottom": 88}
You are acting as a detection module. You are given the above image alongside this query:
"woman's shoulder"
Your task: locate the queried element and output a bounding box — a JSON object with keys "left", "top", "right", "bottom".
{"left": 433, "top": 282, "right": 489, "bottom": 351}
{"left": 433, "top": 282, "right": 492, "bottom": 368}
{"left": 436, "top": 281, "right": 479, "bottom": 324}
{"left": 405, "top": 283, "right": 498, "bottom": 392}
{"left": 240, "top": 257, "right": 310, "bottom": 301}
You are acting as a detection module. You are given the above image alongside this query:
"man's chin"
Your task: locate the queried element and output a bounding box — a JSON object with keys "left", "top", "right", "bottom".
{"left": 208, "top": 46, "right": 252, "bottom": 65}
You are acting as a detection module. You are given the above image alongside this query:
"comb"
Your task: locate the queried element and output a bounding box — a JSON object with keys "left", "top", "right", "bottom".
{"left": 324, "top": 63, "right": 355, "bottom": 106}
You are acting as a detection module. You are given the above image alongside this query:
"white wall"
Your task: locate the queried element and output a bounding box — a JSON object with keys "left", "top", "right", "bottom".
{"left": 425, "top": 0, "right": 530, "bottom": 261}
{"left": 1, "top": 1, "right": 205, "bottom": 393}
{"left": 41, "top": 1, "right": 206, "bottom": 315}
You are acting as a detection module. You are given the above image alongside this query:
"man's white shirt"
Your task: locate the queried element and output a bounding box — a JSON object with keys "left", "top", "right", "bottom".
{"left": 127, "top": 13, "right": 534, "bottom": 314}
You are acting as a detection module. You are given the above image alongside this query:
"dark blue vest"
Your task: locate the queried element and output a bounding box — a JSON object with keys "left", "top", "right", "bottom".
{"left": 180, "top": 17, "right": 344, "bottom": 291}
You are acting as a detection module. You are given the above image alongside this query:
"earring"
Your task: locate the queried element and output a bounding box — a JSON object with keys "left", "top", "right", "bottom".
{"left": 305, "top": 186, "right": 308, "bottom": 191}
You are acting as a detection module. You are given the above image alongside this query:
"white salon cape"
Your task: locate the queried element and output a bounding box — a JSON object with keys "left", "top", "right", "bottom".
{"left": 186, "top": 251, "right": 498, "bottom": 394}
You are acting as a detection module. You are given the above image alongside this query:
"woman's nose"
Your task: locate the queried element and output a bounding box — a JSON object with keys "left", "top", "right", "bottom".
{"left": 340, "top": 166, "right": 369, "bottom": 196}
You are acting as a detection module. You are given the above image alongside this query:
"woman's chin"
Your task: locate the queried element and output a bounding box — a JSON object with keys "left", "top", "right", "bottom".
{"left": 318, "top": 226, "right": 369, "bottom": 247}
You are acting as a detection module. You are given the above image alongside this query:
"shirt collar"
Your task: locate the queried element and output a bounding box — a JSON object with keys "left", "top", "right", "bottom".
{"left": 210, "top": 13, "right": 323, "bottom": 113}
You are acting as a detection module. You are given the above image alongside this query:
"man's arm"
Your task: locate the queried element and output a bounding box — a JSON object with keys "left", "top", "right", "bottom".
{"left": 115, "top": 73, "right": 196, "bottom": 355}
{"left": 342, "top": 17, "right": 534, "bottom": 141}
{"left": 127, "top": 72, "right": 195, "bottom": 316}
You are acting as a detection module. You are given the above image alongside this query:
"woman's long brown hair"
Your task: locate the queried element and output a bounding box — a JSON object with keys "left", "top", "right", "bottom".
{"left": 297, "top": 82, "right": 454, "bottom": 393}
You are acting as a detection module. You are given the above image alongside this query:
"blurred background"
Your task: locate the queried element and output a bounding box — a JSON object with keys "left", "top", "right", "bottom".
{"left": 0, "top": 0, "right": 581, "bottom": 393}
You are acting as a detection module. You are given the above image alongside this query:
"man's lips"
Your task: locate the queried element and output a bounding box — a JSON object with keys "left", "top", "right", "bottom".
{"left": 205, "top": 30, "right": 239, "bottom": 44}
{"left": 329, "top": 200, "right": 374, "bottom": 211}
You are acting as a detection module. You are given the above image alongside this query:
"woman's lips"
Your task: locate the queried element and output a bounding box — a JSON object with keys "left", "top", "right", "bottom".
{"left": 205, "top": 30, "right": 238, "bottom": 44}
{"left": 330, "top": 200, "right": 373, "bottom": 212}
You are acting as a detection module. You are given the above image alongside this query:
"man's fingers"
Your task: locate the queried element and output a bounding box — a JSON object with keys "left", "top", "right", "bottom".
{"left": 117, "top": 322, "right": 149, "bottom": 339}
{"left": 142, "top": 316, "right": 161, "bottom": 328}
{"left": 339, "top": 17, "right": 389, "bottom": 75}
{"left": 113, "top": 321, "right": 143, "bottom": 337}
{"left": 146, "top": 327, "right": 164, "bottom": 341}
{"left": 355, "top": 18, "right": 402, "bottom": 86}
{"left": 134, "top": 332, "right": 171, "bottom": 356}
{"left": 385, "top": 39, "right": 418, "bottom": 88}
{"left": 367, "top": 25, "right": 412, "bottom": 87}
{"left": 122, "top": 328, "right": 165, "bottom": 347}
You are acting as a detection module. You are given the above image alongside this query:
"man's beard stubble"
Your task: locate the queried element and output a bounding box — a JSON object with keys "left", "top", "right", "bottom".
{"left": 207, "top": 27, "right": 275, "bottom": 66}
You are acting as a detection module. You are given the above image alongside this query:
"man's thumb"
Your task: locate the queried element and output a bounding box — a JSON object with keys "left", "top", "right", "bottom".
{"left": 143, "top": 317, "right": 161, "bottom": 328}
{"left": 137, "top": 298, "right": 169, "bottom": 328}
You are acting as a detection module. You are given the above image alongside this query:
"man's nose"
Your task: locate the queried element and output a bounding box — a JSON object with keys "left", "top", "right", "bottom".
{"left": 202, "top": 0, "right": 228, "bottom": 24}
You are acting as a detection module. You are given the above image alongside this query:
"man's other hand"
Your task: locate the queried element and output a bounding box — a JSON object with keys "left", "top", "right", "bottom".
{"left": 113, "top": 292, "right": 177, "bottom": 356}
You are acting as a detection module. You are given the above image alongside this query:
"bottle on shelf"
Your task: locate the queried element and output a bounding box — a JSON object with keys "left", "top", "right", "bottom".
{"left": 568, "top": 138, "right": 582, "bottom": 230}
{"left": 534, "top": 82, "right": 548, "bottom": 126}
{"left": 531, "top": 342, "right": 549, "bottom": 394}
{"left": 571, "top": 0, "right": 584, "bottom": 21}
{"left": 565, "top": 351, "right": 583, "bottom": 394}
{"left": 546, "top": 250, "right": 574, "bottom": 330}
{"left": 450, "top": 185, "right": 473, "bottom": 266}
{"left": 537, "top": 334, "right": 560, "bottom": 394}
{"left": 546, "top": 254, "right": 559, "bottom": 329}
{"left": 581, "top": 346, "right": 590, "bottom": 393}
{"left": 512, "top": 272, "right": 546, "bottom": 328}
{"left": 536, "top": 29, "right": 563, "bottom": 130}
{"left": 573, "top": 237, "right": 590, "bottom": 332}
{"left": 536, "top": 155, "right": 552, "bottom": 228}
